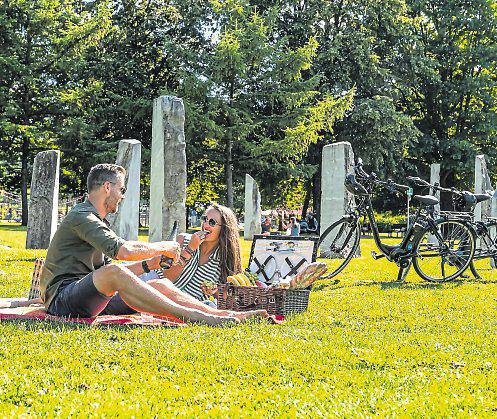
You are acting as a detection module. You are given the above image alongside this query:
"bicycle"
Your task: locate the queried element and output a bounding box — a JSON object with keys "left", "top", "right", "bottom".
{"left": 407, "top": 176, "right": 495, "bottom": 279}
{"left": 317, "top": 159, "right": 476, "bottom": 283}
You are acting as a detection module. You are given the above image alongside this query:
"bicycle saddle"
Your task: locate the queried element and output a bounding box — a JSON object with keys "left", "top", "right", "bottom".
{"left": 344, "top": 174, "right": 368, "bottom": 196}
{"left": 474, "top": 193, "right": 492, "bottom": 203}
{"left": 413, "top": 195, "right": 439, "bottom": 206}
{"left": 463, "top": 192, "right": 477, "bottom": 203}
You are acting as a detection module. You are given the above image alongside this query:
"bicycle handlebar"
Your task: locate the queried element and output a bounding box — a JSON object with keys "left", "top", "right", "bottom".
{"left": 407, "top": 176, "right": 466, "bottom": 196}
{"left": 406, "top": 176, "right": 429, "bottom": 187}
{"left": 379, "top": 179, "right": 410, "bottom": 193}
{"left": 354, "top": 158, "right": 409, "bottom": 194}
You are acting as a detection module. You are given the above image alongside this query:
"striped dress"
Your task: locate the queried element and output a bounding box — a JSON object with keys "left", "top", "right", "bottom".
{"left": 173, "top": 245, "right": 221, "bottom": 301}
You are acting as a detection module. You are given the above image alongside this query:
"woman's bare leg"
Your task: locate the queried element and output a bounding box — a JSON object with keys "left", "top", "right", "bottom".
{"left": 147, "top": 278, "right": 268, "bottom": 320}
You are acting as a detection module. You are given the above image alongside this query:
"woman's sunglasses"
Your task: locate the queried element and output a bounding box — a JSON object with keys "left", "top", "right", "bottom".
{"left": 201, "top": 215, "right": 222, "bottom": 227}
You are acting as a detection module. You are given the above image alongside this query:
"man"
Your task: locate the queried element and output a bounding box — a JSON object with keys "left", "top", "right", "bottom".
{"left": 261, "top": 216, "right": 272, "bottom": 236}
{"left": 40, "top": 164, "right": 266, "bottom": 325}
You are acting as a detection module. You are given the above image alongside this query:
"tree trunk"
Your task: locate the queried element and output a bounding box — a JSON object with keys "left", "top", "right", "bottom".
{"left": 21, "top": 136, "right": 29, "bottom": 226}
{"left": 301, "top": 178, "right": 312, "bottom": 218}
{"left": 226, "top": 136, "right": 233, "bottom": 208}
{"left": 312, "top": 169, "right": 321, "bottom": 225}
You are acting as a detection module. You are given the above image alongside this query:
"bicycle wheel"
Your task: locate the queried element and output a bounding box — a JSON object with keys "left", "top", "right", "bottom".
{"left": 412, "top": 219, "right": 476, "bottom": 283}
{"left": 317, "top": 218, "right": 361, "bottom": 279}
{"left": 470, "top": 229, "right": 497, "bottom": 279}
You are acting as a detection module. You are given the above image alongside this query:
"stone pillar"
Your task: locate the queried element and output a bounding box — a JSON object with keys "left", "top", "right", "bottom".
{"left": 26, "top": 150, "right": 60, "bottom": 249}
{"left": 474, "top": 155, "right": 492, "bottom": 222}
{"left": 491, "top": 187, "right": 497, "bottom": 268}
{"left": 320, "top": 142, "right": 358, "bottom": 254}
{"left": 108, "top": 139, "right": 141, "bottom": 240}
{"left": 474, "top": 155, "right": 494, "bottom": 266}
{"left": 244, "top": 174, "right": 262, "bottom": 240}
{"left": 427, "top": 163, "right": 441, "bottom": 244}
{"left": 149, "top": 96, "right": 187, "bottom": 242}
{"left": 320, "top": 142, "right": 355, "bottom": 231}
{"left": 430, "top": 163, "right": 441, "bottom": 213}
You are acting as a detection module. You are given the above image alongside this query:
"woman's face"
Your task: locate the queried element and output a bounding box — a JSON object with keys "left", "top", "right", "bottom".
{"left": 202, "top": 208, "right": 223, "bottom": 242}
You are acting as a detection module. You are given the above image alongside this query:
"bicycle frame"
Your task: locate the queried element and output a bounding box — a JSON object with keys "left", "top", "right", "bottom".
{"left": 351, "top": 193, "right": 441, "bottom": 265}
{"left": 473, "top": 219, "right": 497, "bottom": 260}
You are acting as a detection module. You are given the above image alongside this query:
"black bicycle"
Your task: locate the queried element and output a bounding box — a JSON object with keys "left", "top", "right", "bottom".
{"left": 407, "top": 176, "right": 496, "bottom": 279}
{"left": 317, "top": 159, "right": 476, "bottom": 283}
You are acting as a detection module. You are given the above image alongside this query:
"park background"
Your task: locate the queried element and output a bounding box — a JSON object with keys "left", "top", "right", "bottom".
{"left": 2, "top": 1, "right": 497, "bottom": 416}
{"left": 1, "top": 0, "right": 497, "bottom": 223}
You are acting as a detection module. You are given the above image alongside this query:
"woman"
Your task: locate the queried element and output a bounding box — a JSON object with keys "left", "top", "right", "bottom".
{"left": 147, "top": 203, "right": 243, "bottom": 301}
{"left": 283, "top": 216, "right": 300, "bottom": 237}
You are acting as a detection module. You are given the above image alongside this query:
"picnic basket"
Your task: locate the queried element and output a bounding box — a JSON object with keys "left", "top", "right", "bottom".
{"left": 216, "top": 235, "right": 318, "bottom": 316}
{"left": 216, "top": 283, "right": 310, "bottom": 316}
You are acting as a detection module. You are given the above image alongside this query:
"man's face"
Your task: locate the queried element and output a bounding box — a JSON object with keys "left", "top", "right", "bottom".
{"left": 104, "top": 174, "right": 126, "bottom": 214}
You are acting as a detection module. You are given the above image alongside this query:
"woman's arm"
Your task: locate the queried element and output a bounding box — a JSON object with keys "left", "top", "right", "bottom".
{"left": 159, "top": 232, "right": 206, "bottom": 282}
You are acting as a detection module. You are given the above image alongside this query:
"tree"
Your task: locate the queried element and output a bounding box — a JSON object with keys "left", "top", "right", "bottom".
{"left": 399, "top": 0, "right": 497, "bottom": 187}
{"left": 248, "top": 0, "right": 421, "bottom": 214}
{"left": 176, "top": 0, "right": 352, "bottom": 210}
{"left": 0, "top": 0, "right": 111, "bottom": 224}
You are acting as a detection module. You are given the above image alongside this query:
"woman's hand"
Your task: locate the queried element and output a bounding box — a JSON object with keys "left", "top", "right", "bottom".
{"left": 188, "top": 230, "right": 210, "bottom": 250}
{"left": 201, "top": 283, "right": 218, "bottom": 296}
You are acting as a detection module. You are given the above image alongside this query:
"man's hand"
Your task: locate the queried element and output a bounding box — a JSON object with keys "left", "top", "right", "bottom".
{"left": 146, "top": 255, "right": 164, "bottom": 270}
{"left": 158, "top": 241, "right": 181, "bottom": 263}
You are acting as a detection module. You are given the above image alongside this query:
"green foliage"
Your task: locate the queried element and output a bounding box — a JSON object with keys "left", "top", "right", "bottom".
{"left": 339, "top": 95, "right": 420, "bottom": 176}
{"left": 177, "top": 0, "right": 348, "bottom": 208}
{"left": 400, "top": 0, "right": 497, "bottom": 184}
{"left": 373, "top": 211, "right": 407, "bottom": 225}
{"left": 0, "top": 0, "right": 112, "bottom": 194}
{"left": 2, "top": 0, "right": 497, "bottom": 216}
{"left": 281, "top": 89, "right": 354, "bottom": 161}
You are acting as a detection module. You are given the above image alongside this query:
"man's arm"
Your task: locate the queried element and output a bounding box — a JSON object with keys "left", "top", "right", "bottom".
{"left": 116, "top": 240, "right": 180, "bottom": 262}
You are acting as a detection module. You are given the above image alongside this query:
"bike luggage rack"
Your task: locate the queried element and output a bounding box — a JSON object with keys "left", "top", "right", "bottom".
{"left": 439, "top": 211, "right": 474, "bottom": 221}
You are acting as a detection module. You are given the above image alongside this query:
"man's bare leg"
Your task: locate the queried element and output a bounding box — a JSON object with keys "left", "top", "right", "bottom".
{"left": 146, "top": 278, "right": 268, "bottom": 321}
{"left": 92, "top": 265, "right": 237, "bottom": 326}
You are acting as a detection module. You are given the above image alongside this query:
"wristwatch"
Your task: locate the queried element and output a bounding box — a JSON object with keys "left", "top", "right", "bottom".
{"left": 142, "top": 260, "right": 150, "bottom": 273}
{"left": 184, "top": 245, "right": 196, "bottom": 257}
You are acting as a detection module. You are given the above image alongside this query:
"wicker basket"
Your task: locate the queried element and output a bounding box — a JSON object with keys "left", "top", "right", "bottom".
{"left": 216, "top": 284, "right": 310, "bottom": 316}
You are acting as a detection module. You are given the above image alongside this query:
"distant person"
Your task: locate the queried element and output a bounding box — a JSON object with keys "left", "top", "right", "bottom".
{"left": 306, "top": 212, "right": 318, "bottom": 233}
{"left": 261, "top": 216, "right": 272, "bottom": 236}
{"left": 283, "top": 216, "right": 300, "bottom": 236}
{"left": 40, "top": 163, "right": 267, "bottom": 325}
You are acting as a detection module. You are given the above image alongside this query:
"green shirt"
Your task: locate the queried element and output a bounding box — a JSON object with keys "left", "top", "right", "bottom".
{"left": 40, "top": 199, "right": 126, "bottom": 308}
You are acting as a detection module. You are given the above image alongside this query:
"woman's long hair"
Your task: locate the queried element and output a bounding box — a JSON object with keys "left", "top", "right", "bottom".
{"left": 210, "top": 203, "right": 242, "bottom": 282}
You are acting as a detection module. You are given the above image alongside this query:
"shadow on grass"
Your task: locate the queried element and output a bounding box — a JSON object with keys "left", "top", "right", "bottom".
{"left": 0, "top": 225, "right": 26, "bottom": 232}
{"left": 0, "top": 318, "right": 172, "bottom": 332}
{"left": 3, "top": 257, "right": 39, "bottom": 263}
{"left": 313, "top": 278, "right": 471, "bottom": 292}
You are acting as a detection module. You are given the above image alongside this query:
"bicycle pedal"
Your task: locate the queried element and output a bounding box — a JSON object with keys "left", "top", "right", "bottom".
{"left": 371, "top": 251, "right": 385, "bottom": 260}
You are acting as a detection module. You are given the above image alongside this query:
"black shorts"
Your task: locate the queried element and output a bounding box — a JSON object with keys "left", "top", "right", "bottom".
{"left": 47, "top": 273, "right": 137, "bottom": 318}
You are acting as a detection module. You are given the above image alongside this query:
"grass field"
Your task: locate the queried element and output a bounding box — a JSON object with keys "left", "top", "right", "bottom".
{"left": 1, "top": 223, "right": 497, "bottom": 416}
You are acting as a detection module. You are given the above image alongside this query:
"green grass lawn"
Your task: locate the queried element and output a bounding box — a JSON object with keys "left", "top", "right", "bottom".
{"left": 1, "top": 223, "right": 497, "bottom": 416}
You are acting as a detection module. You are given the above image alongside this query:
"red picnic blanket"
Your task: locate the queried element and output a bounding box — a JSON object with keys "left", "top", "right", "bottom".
{"left": 0, "top": 304, "right": 284, "bottom": 326}
{"left": 0, "top": 305, "right": 185, "bottom": 327}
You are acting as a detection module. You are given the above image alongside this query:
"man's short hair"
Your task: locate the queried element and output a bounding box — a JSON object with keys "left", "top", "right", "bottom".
{"left": 87, "top": 164, "right": 126, "bottom": 193}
